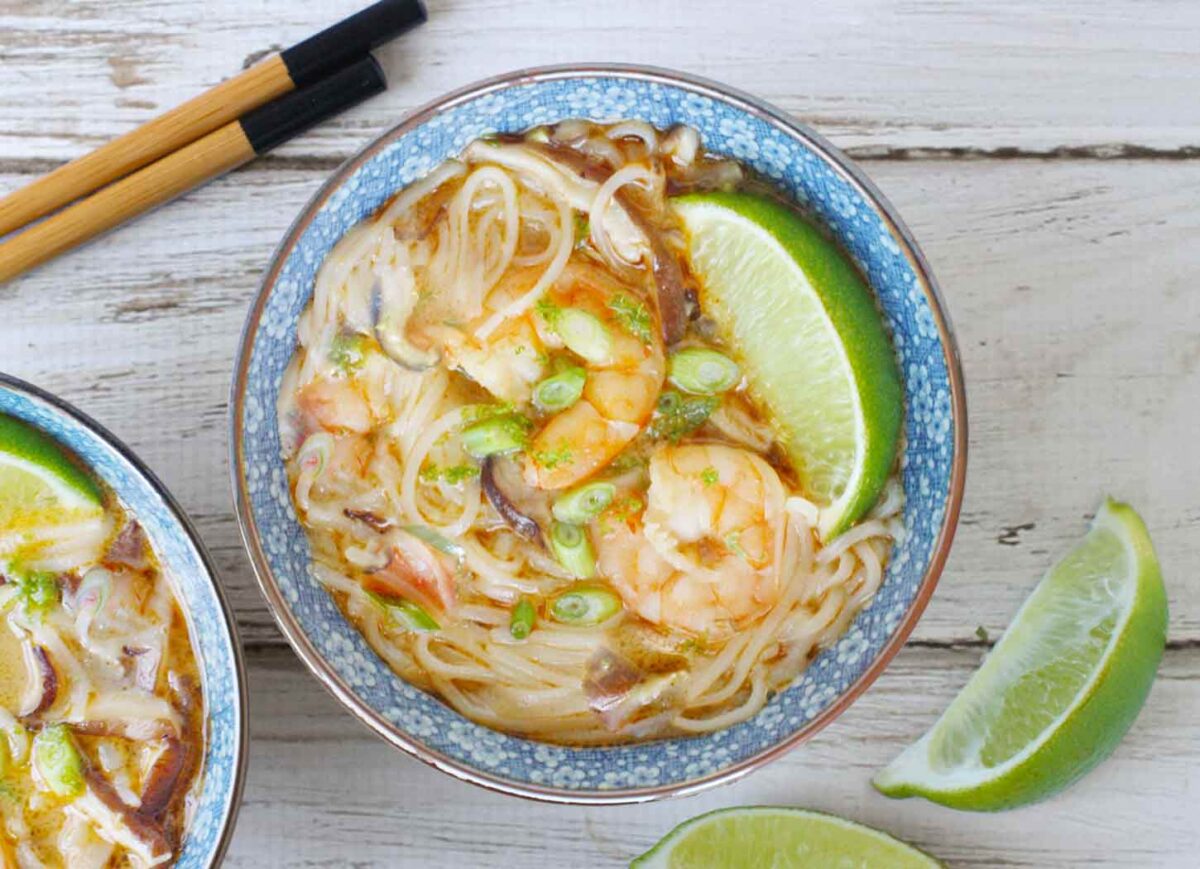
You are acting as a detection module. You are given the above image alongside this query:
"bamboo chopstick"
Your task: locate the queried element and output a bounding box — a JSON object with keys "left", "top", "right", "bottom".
{"left": 0, "top": 0, "right": 425, "bottom": 238}
{"left": 0, "top": 57, "right": 387, "bottom": 285}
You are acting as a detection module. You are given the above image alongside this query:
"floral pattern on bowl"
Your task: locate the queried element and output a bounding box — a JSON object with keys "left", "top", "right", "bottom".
{"left": 232, "top": 65, "right": 965, "bottom": 803}
{"left": 0, "top": 374, "right": 247, "bottom": 865}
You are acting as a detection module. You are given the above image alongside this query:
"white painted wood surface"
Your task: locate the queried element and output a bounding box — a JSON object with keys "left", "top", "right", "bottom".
{"left": 1, "top": 1, "right": 1198, "bottom": 866}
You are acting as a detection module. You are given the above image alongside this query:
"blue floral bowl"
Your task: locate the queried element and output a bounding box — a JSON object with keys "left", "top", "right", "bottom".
{"left": 231, "top": 65, "right": 966, "bottom": 803}
{"left": 0, "top": 373, "right": 247, "bottom": 862}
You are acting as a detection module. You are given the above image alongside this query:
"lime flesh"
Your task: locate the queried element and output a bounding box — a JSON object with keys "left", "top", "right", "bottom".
{"left": 874, "top": 498, "right": 1167, "bottom": 810}
{"left": 631, "top": 806, "right": 942, "bottom": 868}
{"left": 0, "top": 414, "right": 104, "bottom": 559}
{"left": 672, "top": 192, "right": 902, "bottom": 540}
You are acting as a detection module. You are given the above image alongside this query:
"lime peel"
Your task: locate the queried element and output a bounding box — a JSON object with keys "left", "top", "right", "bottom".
{"left": 631, "top": 806, "right": 942, "bottom": 868}
{"left": 874, "top": 498, "right": 1167, "bottom": 810}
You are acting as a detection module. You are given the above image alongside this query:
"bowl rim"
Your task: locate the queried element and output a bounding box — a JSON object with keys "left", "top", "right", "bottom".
{"left": 0, "top": 371, "right": 250, "bottom": 863}
{"left": 230, "top": 62, "right": 968, "bottom": 805}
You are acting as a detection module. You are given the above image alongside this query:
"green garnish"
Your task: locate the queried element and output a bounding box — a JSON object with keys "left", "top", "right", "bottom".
{"left": 533, "top": 366, "right": 586, "bottom": 413}
{"left": 607, "top": 452, "right": 648, "bottom": 474}
{"left": 462, "top": 401, "right": 521, "bottom": 424}
{"left": 32, "top": 725, "right": 84, "bottom": 798}
{"left": 573, "top": 212, "right": 590, "bottom": 247}
{"left": 532, "top": 443, "right": 574, "bottom": 470}
{"left": 552, "top": 482, "right": 616, "bottom": 524}
{"left": 725, "top": 530, "right": 748, "bottom": 560}
{"left": 461, "top": 415, "right": 531, "bottom": 458}
{"left": 510, "top": 597, "right": 536, "bottom": 640}
{"left": 608, "top": 293, "right": 653, "bottom": 344}
{"left": 549, "top": 521, "right": 596, "bottom": 579}
{"left": 329, "top": 331, "right": 370, "bottom": 373}
{"left": 667, "top": 347, "right": 741, "bottom": 395}
{"left": 535, "top": 298, "right": 562, "bottom": 326}
{"left": 400, "top": 525, "right": 466, "bottom": 562}
{"left": 366, "top": 591, "right": 440, "bottom": 632}
{"left": 420, "top": 464, "right": 480, "bottom": 485}
{"left": 701, "top": 467, "right": 719, "bottom": 487}
{"left": 650, "top": 391, "right": 719, "bottom": 442}
{"left": 550, "top": 585, "right": 622, "bottom": 625}
{"left": 5, "top": 570, "right": 60, "bottom": 620}
{"left": 546, "top": 307, "right": 613, "bottom": 365}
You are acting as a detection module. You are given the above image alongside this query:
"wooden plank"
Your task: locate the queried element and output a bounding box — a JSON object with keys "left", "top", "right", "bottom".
{"left": 1, "top": 0, "right": 1198, "bottom": 162}
{"left": 2, "top": 157, "right": 1197, "bottom": 645}
{"left": 224, "top": 645, "right": 1200, "bottom": 867}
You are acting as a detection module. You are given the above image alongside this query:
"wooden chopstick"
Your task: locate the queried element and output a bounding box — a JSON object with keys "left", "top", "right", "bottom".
{"left": 0, "top": 57, "right": 387, "bottom": 285}
{"left": 0, "top": 0, "right": 425, "bottom": 239}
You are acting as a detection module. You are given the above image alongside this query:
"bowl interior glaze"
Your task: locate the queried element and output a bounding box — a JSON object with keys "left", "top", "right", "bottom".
{"left": 0, "top": 375, "right": 246, "bottom": 865}
{"left": 233, "top": 65, "right": 965, "bottom": 803}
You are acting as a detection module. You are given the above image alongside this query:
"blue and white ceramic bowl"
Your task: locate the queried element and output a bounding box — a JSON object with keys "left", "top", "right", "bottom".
{"left": 0, "top": 374, "right": 247, "bottom": 860}
{"left": 232, "top": 65, "right": 967, "bottom": 804}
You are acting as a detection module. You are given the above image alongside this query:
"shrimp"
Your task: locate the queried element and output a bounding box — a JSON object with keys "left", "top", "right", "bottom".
{"left": 522, "top": 263, "right": 664, "bottom": 488}
{"left": 427, "top": 259, "right": 665, "bottom": 490}
{"left": 297, "top": 377, "right": 373, "bottom": 433}
{"left": 597, "top": 443, "right": 789, "bottom": 638}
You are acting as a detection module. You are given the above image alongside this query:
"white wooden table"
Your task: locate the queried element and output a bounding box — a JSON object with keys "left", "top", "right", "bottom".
{"left": 3, "top": 1, "right": 1199, "bottom": 865}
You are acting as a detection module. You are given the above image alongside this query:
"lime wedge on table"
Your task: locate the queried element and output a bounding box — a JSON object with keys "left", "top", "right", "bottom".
{"left": 673, "top": 192, "right": 902, "bottom": 540}
{"left": 631, "top": 806, "right": 942, "bottom": 868}
{"left": 0, "top": 414, "right": 103, "bottom": 552}
{"left": 875, "top": 499, "right": 1167, "bottom": 810}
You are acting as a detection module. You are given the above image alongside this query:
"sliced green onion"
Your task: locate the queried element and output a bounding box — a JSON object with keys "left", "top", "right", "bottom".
{"left": 550, "top": 585, "right": 622, "bottom": 626}
{"left": 366, "top": 591, "right": 440, "bottom": 632}
{"left": 32, "top": 725, "right": 84, "bottom": 797}
{"left": 552, "top": 482, "right": 616, "bottom": 524}
{"left": 460, "top": 414, "right": 530, "bottom": 458}
{"left": 554, "top": 308, "right": 613, "bottom": 365}
{"left": 329, "top": 331, "right": 369, "bottom": 373}
{"left": 549, "top": 521, "right": 596, "bottom": 579}
{"left": 297, "top": 431, "right": 334, "bottom": 477}
{"left": 533, "top": 366, "right": 586, "bottom": 412}
{"left": 667, "top": 348, "right": 741, "bottom": 395}
{"left": 400, "top": 525, "right": 466, "bottom": 562}
{"left": 509, "top": 597, "right": 536, "bottom": 640}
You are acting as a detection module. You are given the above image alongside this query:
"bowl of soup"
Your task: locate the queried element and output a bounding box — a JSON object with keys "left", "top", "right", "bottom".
{"left": 232, "top": 65, "right": 966, "bottom": 802}
{"left": 0, "top": 374, "right": 246, "bottom": 864}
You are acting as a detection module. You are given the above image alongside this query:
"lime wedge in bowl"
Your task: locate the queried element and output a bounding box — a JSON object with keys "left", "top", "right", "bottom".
{"left": 0, "top": 414, "right": 106, "bottom": 566}
{"left": 631, "top": 806, "right": 942, "bottom": 868}
{"left": 673, "top": 192, "right": 902, "bottom": 540}
{"left": 875, "top": 498, "right": 1167, "bottom": 810}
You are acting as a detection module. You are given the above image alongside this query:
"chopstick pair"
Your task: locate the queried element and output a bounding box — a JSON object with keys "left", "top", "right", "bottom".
{"left": 0, "top": 0, "right": 427, "bottom": 285}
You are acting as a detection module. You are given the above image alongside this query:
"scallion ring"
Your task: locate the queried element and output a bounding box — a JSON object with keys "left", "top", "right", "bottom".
{"left": 667, "top": 347, "right": 741, "bottom": 395}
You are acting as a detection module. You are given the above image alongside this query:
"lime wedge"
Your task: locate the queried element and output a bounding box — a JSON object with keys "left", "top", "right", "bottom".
{"left": 0, "top": 415, "right": 104, "bottom": 557}
{"left": 673, "top": 192, "right": 902, "bottom": 540}
{"left": 874, "top": 498, "right": 1167, "bottom": 810}
{"left": 631, "top": 806, "right": 942, "bottom": 868}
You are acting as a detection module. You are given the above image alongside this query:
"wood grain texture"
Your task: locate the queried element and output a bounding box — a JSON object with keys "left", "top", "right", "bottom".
{"left": 2, "top": 159, "right": 1196, "bottom": 646}
{"left": 0, "top": 0, "right": 1198, "bottom": 164}
{"left": 0, "top": 55, "right": 290, "bottom": 236}
{"left": 226, "top": 646, "right": 1200, "bottom": 867}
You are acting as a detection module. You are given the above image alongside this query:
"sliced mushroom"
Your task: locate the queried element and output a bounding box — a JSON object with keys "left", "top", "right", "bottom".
{"left": 344, "top": 508, "right": 392, "bottom": 534}
{"left": 372, "top": 270, "right": 439, "bottom": 371}
{"left": 78, "top": 769, "right": 172, "bottom": 865}
{"left": 583, "top": 648, "right": 685, "bottom": 733}
{"left": 19, "top": 643, "right": 57, "bottom": 718}
{"left": 104, "top": 521, "right": 148, "bottom": 569}
{"left": 613, "top": 188, "right": 688, "bottom": 345}
{"left": 481, "top": 457, "right": 543, "bottom": 545}
{"left": 137, "top": 736, "right": 188, "bottom": 819}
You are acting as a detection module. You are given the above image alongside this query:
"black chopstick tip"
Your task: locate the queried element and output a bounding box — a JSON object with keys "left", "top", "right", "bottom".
{"left": 282, "top": 0, "right": 427, "bottom": 88}
{"left": 241, "top": 55, "right": 387, "bottom": 155}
